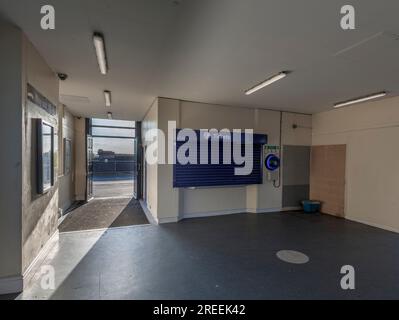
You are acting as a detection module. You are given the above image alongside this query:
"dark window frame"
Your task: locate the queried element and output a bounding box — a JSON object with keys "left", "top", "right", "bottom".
{"left": 37, "top": 119, "right": 55, "bottom": 194}
{"left": 90, "top": 119, "right": 136, "bottom": 139}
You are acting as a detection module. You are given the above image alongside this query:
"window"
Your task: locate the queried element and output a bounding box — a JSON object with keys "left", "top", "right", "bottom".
{"left": 90, "top": 118, "right": 135, "bottom": 139}
{"left": 91, "top": 127, "right": 135, "bottom": 138}
{"left": 37, "top": 119, "right": 54, "bottom": 194}
{"left": 92, "top": 119, "right": 135, "bottom": 128}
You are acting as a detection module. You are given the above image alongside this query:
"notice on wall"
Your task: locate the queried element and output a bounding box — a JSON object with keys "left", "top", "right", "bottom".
{"left": 27, "top": 83, "right": 57, "bottom": 116}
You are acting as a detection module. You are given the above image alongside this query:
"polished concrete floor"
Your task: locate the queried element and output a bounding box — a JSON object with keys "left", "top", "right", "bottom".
{"left": 18, "top": 212, "right": 399, "bottom": 300}
{"left": 59, "top": 197, "right": 149, "bottom": 233}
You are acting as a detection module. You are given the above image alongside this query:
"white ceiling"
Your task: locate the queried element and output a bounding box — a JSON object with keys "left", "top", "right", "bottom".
{"left": 1, "top": 0, "right": 399, "bottom": 120}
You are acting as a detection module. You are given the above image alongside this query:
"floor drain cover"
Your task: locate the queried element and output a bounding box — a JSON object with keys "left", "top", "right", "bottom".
{"left": 276, "top": 250, "right": 310, "bottom": 264}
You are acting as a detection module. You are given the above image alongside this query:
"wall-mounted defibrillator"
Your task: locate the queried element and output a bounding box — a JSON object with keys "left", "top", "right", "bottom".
{"left": 264, "top": 145, "right": 281, "bottom": 186}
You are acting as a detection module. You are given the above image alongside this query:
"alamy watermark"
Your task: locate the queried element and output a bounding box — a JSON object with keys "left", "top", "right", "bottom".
{"left": 40, "top": 5, "right": 55, "bottom": 30}
{"left": 340, "top": 5, "right": 356, "bottom": 30}
{"left": 40, "top": 4, "right": 356, "bottom": 31}
{"left": 340, "top": 265, "right": 355, "bottom": 290}
{"left": 144, "top": 122, "right": 255, "bottom": 176}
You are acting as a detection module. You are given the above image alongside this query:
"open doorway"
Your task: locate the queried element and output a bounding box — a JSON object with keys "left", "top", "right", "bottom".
{"left": 59, "top": 118, "right": 148, "bottom": 233}
{"left": 90, "top": 118, "right": 136, "bottom": 198}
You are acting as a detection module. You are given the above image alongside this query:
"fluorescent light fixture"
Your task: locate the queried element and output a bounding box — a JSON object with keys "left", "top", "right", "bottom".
{"left": 245, "top": 71, "right": 288, "bottom": 95}
{"left": 104, "top": 90, "right": 111, "bottom": 107}
{"left": 334, "top": 92, "right": 387, "bottom": 108}
{"left": 93, "top": 32, "right": 108, "bottom": 75}
{"left": 107, "top": 112, "right": 113, "bottom": 120}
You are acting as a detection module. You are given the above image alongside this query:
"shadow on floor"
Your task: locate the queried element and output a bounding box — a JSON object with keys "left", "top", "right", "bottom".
{"left": 0, "top": 293, "right": 19, "bottom": 300}
{"left": 59, "top": 197, "right": 149, "bottom": 233}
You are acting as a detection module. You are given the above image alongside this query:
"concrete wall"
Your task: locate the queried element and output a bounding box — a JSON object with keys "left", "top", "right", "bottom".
{"left": 312, "top": 96, "right": 399, "bottom": 233}
{"left": 58, "top": 105, "right": 75, "bottom": 213}
{"left": 143, "top": 98, "right": 312, "bottom": 223}
{"left": 21, "top": 35, "right": 60, "bottom": 273}
{"left": 0, "top": 21, "right": 23, "bottom": 289}
{"left": 74, "top": 117, "right": 86, "bottom": 201}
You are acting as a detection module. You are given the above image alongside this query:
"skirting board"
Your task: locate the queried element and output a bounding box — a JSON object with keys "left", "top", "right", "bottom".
{"left": 346, "top": 216, "right": 399, "bottom": 234}
{"left": 140, "top": 201, "right": 303, "bottom": 224}
{"left": 182, "top": 207, "right": 302, "bottom": 220}
{"left": 247, "top": 207, "right": 281, "bottom": 214}
{"left": 139, "top": 200, "right": 159, "bottom": 225}
{"left": 281, "top": 206, "right": 303, "bottom": 212}
{"left": 247, "top": 207, "right": 302, "bottom": 214}
{"left": 0, "top": 276, "right": 23, "bottom": 295}
{"left": 23, "top": 230, "right": 59, "bottom": 290}
{"left": 182, "top": 209, "right": 247, "bottom": 220}
{"left": 139, "top": 200, "right": 182, "bottom": 224}
{"left": 158, "top": 217, "right": 180, "bottom": 224}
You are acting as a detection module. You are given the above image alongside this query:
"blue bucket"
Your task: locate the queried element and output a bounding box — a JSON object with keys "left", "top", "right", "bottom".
{"left": 302, "top": 200, "right": 321, "bottom": 213}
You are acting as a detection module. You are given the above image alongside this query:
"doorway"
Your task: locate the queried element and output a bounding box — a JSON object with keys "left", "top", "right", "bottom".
{"left": 59, "top": 118, "right": 148, "bottom": 233}
{"left": 89, "top": 118, "right": 137, "bottom": 198}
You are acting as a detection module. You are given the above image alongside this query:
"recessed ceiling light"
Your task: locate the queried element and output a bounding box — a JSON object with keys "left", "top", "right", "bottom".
{"left": 245, "top": 71, "right": 289, "bottom": 95}
{"left": 93, "top": 32, "right": 108, "bottom": 75}
{"left": 334, "top": 92, "right": 387, "bottom": 108}
{"left": 104, "top": 90, "right": 111, "bottom": 107}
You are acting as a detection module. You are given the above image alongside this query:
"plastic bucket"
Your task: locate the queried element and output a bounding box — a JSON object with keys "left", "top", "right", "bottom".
{"left": 302, "top": 200, "right": 321, "bottom": 213}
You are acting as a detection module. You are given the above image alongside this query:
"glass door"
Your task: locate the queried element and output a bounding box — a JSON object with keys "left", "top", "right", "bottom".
{"left": 133, "top": 122, "right": 142, "bottom": 200}
{"left": 86, "top": 119, "right": 94, "bottom": 201}
{"left": 90, "top": 118, "right": 136, "bottom": 198}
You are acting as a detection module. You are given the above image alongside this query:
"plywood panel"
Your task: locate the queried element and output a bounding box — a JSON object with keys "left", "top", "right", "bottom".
{"left": 310, "top": 145, "right": 346, "bottom": 217}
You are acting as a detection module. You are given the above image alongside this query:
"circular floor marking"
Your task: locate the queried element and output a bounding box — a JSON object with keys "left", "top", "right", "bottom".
{"left": 276, "top": 250, "right": 310, "bottom": 264}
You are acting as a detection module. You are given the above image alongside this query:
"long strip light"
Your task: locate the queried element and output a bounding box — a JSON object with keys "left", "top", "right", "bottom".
{"left": 334, "top": 92, "right": 387, "bottom": 109}
{"left": 245, "top": 71, "right": 288, "bottom": 95}
{"left": 104, "top": 90, "right": 112, "bottom": 107}
{"left": 93, "top": 32, "right": 108, "bottom": 75}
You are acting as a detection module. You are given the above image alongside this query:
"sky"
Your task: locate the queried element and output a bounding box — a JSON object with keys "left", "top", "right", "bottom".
{"left": 93, "top": 137, "right": 134, "bottom": 155}
{"left": 92, "top": 119, "right": 135, "bottom": 155}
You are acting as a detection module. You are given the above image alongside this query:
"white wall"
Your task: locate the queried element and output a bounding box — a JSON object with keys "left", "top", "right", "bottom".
{"left": 143, "top": 98, "right": 312, "bottom": 223}
{"left": 312, "top": 96, "right": 399, "bottom": 233}
{"left": 157, "top": 98, "right": 181, "bottom": 222}
{"left": 142, "top": 99, "right": 159, "bottom": 219}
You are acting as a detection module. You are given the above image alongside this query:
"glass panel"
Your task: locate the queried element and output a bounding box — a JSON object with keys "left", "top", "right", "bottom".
{"left": 42, "top": 124, "right": 53, "bottom": 191}
{"left": 93, "top": 137, "right": 134, "bottom": 155}
{"left": 92, "top": 127, "right": 135, "bottom": 138}
{"left": 92, "top": 118, "right": 135, "bottom": 128}
{"left": 92, "top": 137, "right": 135, "bottom": 197}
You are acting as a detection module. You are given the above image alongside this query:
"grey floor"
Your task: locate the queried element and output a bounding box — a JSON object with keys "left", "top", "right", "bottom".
{"left": 17, "top": 212, "right": 399, "bottom": 300}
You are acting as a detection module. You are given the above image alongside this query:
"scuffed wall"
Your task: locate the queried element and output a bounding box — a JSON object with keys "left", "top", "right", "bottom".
{"left": 58, "top": 106, "right": 75, "bottom": 213}
{"left": 74, "top": 117, "right": 86, "bottom": 201}
{"left": 21, "top": 35, "right": 59, "bottom": 273}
